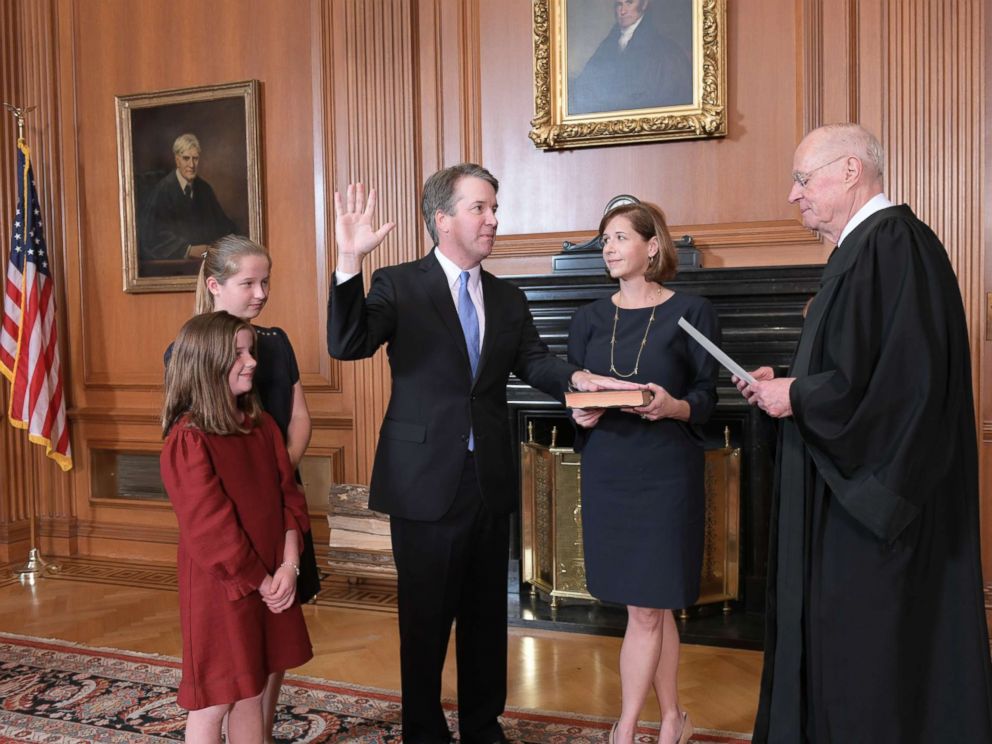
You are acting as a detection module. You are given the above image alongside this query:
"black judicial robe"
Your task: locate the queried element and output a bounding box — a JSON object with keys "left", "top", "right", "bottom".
{"left": 753, "top": 205, "right": 992, "bottom": 744}
{"left": 138, "top": 173, "right": 236, "bottom": 261}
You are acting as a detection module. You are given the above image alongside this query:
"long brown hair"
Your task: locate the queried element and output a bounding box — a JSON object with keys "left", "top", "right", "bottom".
{"left": 194, "top": 235, "right": 271, "bottom": 315}
{"left": 162, "top": 311, "right": 261, "bottom": 436}
{"left": 599, "top": 201, "right": 678, "bottom": 283}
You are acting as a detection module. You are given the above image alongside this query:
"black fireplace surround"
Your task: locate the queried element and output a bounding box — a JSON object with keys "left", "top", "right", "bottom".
{"left": 504, "top": 263, "right": 822, "bottom": 649}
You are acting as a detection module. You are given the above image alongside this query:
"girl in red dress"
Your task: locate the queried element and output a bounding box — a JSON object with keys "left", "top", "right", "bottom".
{"left": 161, "top": 311, "right": 313, "bottom": 743}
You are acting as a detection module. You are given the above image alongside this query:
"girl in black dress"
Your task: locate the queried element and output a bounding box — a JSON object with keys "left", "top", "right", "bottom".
{"left": 193, "top": 235, "right": 316, "bottom": 744}
{"left": 568, "top": 203, "right": 719, "bottom": 744}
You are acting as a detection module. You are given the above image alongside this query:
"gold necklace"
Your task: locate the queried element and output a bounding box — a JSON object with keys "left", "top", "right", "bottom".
{"left": 609, "top": 301, "right": 657, "bottom": 378}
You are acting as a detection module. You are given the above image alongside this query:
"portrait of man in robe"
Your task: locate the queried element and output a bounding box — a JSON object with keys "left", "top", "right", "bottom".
{"left": 567, "top": 0, "right": 694, "bottom": 116}
{"left": 116, "top": 81, "right": 262, "bottom": 293}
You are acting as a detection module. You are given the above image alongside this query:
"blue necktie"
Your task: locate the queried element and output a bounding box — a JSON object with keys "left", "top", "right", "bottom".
{"left": 457, "top": 271, "right": 480, "bottom": 450}
{"left": 457, "top": 271, "right": 480, "bottom": 377}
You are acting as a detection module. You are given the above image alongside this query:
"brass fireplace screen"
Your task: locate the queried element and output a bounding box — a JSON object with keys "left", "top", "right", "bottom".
{"left": 520, "top": 425, "right": 741, "bottom": 611}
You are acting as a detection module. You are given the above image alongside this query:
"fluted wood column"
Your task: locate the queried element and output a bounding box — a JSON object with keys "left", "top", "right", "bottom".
{"left": 318, "top": 0, "right": 422, "bottom": 483}
{"left": 0, "top": 0, "right": 76, "bottom": 561}
{"left": 873, "top": 0, "right": 988, "bottom": 561}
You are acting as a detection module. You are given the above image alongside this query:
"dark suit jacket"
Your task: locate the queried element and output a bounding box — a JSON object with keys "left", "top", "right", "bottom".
{"left": 138, "top": 172, "right": 236, "bottom": 260}
{"left": 327, "top": 252, "right": 577, "bottom": 521}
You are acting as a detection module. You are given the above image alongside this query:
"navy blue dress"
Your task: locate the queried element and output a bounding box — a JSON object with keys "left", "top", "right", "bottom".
{"left": 567, "top": 292, "right": 720, "bottom": 609}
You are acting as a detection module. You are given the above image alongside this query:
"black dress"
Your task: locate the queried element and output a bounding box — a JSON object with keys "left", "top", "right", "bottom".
{"left": 567, "top": 292, "right": 720, "bottom": 609}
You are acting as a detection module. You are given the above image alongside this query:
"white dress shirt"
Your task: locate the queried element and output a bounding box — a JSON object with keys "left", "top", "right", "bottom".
{"left": 432, "top": 247, "right": 486, "bottom": 344}
{"left": 837, "top": 193, "right": 894, "bottom": 246}
{"left": 618, "top": 16, "right": 644, "bottom": 51}
{"left": 333, "top": 247, "right": 486, "bottom": 344}
{"left": 176, "top": 170, "right": 192, "bottom": 193}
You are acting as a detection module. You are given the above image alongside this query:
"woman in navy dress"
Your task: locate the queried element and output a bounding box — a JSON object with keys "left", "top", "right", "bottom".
{"left": 568, "top": 202, "right": 719, "bottom": 744}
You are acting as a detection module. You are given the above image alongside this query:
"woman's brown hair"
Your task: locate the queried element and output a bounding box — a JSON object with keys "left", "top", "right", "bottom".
{"left": 162, "top": 311, "right": 261, "bottom": 437}
{"left": 599, "top": 201, "right": 678, "bottom": 283}
{"left": 193, "top": 235, "right": 271, "bottom": 315}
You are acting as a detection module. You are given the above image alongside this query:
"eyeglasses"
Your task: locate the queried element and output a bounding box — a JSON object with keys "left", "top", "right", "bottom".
{"left": 791, "top": 155, "right": 846, "bottom": 188}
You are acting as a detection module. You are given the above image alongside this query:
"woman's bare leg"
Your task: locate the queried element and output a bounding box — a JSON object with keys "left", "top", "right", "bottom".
{"left": 614, "top": 606, "right": 666, "bottom": 743}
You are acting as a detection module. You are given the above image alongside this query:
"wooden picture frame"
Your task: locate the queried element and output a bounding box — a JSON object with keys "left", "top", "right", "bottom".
{"left": 530, "top": 0, "right": 727, "bottom": 150}
{"left": 115, "top": 80, "right": 263, "bottom": 293}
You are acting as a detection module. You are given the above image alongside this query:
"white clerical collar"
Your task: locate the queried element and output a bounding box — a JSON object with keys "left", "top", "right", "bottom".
{"left": 434, "top": 247, "right": 480, "bottom": 290}
{"left": 838, "top": 193, "right": 893, "bottom": 246}
{"left": 618, "top": 16, "right": 644, "bottom": 51}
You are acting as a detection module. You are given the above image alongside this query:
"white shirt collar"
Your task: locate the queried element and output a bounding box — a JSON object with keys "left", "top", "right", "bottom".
{"left": 838, "top": 192, "right": 893, "bottom": 246}
{"left": 433, "top": 247, "right": 481, "bottom": 290}
{"left": 618, "top": 16, "right": 644, "bottom": 50}
{"left": 176, "top": 170, "right": 192, "bottom": 191}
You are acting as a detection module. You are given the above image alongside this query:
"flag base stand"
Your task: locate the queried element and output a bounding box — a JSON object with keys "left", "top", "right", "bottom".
{"left": 12, "top": 548, "right": 60, "bottom": 585}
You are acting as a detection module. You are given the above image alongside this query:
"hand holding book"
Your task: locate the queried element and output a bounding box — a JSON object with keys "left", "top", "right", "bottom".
{"left": 566, "top": 382, "right": 691, "bottom": 423}
{"left": 569, "top": 369, "right": 643, "bottom": 393}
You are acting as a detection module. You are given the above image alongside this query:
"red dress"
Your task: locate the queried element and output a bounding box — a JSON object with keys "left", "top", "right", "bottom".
{"left": 160, "top": 412, "right": 313, "bottom": 710}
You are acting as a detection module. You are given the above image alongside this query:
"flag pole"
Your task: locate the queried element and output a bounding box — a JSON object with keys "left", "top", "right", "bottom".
{"left": 2, "top": 104, "right": 34, "bottom": 141}
{"left": 2, "top": 103, "right": 59, "bottom": 585}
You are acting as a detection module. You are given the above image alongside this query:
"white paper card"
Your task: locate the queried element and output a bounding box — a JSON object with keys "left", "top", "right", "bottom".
{"left": 677, "top": 316, "right": 756, "bottom": 385}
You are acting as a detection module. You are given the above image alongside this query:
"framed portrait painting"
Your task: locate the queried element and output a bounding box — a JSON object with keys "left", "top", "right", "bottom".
{"left": 530, "top": 0, "right": 727, "bottom": 150}
{"left": 115, "top": 80, "right": 262, "bottom": 293}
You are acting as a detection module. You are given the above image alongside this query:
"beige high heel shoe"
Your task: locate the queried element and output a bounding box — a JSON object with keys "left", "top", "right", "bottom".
{"left": 675, "top": 710, "right": 694, "bottom": 744}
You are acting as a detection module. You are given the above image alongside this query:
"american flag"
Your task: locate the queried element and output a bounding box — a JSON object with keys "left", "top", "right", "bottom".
{"left": 0, "top": 139, "right": 72, "bottom": 471}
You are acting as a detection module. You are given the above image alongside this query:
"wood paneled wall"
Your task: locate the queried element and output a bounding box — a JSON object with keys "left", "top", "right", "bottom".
{"left": 0, "top": 0, "right": 74, "bottom": 562}
{"left": 870, "top": 1, "right": 989, "bottom": 575}
{"left": 0, "top": 0, "right": 989, "bottom": 593}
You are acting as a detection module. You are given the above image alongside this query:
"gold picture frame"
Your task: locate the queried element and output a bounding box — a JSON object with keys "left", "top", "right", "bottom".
{"left": 530, "top": 0, "right": 727, "bottom": 150}
{"left": 115, "top": 80, "right": 263, "bottom": 293}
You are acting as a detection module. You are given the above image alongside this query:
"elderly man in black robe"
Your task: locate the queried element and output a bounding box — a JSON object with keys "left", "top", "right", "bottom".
{"left": 737, "top": 123, "right": 992, "bottom": 743}
{"left": 138, "top": 133, "right": 236, "bottom": 262}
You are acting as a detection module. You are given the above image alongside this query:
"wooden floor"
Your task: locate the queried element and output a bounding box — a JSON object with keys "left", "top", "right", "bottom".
{"left": 0, "top": 570, "right": 761, "bottom": 735}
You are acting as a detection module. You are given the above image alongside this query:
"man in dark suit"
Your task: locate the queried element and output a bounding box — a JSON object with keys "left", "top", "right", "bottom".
{"left": 327, "top": 164, "right": 630, "bottom": 743}
{"left": 137, "top": 133, "right": 235, "bottom": 261}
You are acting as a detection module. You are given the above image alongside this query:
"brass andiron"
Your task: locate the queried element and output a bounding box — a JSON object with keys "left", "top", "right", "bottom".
{"left": 523, "top": 421, "right": 741, "bottom": 617}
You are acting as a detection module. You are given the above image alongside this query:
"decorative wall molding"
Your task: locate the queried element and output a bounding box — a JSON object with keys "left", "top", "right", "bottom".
{"left": 459, "top": 0, "right": 483, "bottom": 164}
{"left": 490, "top": 221, "right": 822, "bottom": 259}
{"left": 874, "top": 0, "right": 987, "bottom": 576}
{"left": 322, "top": 0, "right": 421, "bottom": 483}
{"left": 845, "top": 0, "right": 860, "bottom": 120}
{"left": 0, "top": 0, "right": 74, "bottom": 533}
{"left": 76, "top": 520, "right": 178, "bottom": 545}
{"left": 310, "top": 0, "right": 340, "bottom": 396}
{"left": 882, "top": 0, "right": 984, "bottom": 354}
{"left": 801, "top": 0, "right": 824, "bottom": 133}
{"left": 68, "top": 408, "right": 161, "bottom": 425}
{"left": 0, "top": 521, "right": 30, "bottom": 544}
{"left": 308, "top": 415, "right": 355, "bottom": 431}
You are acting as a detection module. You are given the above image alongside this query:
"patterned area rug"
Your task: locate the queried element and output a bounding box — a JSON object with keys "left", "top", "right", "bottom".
{"left": 0, "top": 633, "right": 750, "bottom": 742}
